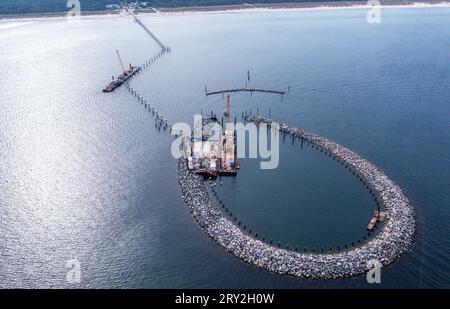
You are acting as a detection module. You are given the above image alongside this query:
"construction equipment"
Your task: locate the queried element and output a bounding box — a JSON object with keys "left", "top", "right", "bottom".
{"left": 116, "top": 49, "right": 127, "bottom": 76}
{"left": 103, "top": 50, "right": 140, "bottom": 93}
{"left": 223, "top": 95, "right": 231, "bottom": 124}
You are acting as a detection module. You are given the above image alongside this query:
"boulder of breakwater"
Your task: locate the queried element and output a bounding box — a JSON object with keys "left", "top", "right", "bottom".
{"left": 176, "top": 117, "right": 415, "bottom": 279}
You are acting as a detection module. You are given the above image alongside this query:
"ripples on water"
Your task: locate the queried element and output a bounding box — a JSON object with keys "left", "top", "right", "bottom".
{"left": 0, "top": 8, "right": 449, "bottom": 288}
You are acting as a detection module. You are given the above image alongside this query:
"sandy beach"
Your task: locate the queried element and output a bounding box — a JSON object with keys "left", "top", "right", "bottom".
{"left": 1, "top": 1, "right": 450, "bottom": 21}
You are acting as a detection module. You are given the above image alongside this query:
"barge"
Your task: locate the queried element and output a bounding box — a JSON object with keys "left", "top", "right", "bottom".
{"left": 367, "top": 210, "right": 387, "bottom": 231}
{"left": 103, "top": 50, "right": 141, "bottom": 93}
{"left": 183, "top": 95, "right": 239, "bottom": 178}
{"left": 103, "top": 65, "right": 140, "bottom": 93}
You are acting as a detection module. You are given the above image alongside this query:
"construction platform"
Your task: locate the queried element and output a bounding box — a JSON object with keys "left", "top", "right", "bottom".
{"left": 183, "top": 115, "right": 239, "bottom": 178}
{"left": 183, "top": 95, "right": 239, "bottom": 178}
{"left": 103, "top": 65, "right": 140, "bottom": 93}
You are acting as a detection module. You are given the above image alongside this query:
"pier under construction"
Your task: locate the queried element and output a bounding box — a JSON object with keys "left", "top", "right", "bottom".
{"left": 103, "top": 7, "right": 170, "bottom": 93}
{"left": 205, "top": 88, "right": 286, "bottom": 96}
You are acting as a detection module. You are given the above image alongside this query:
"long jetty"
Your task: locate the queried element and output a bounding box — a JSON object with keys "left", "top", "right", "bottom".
{"left": 133, "top": 15, "right": 166, "bottom": 50}
{"left": 206, "top": 88, "right": 285, "bottom": 96}
{"left": 127, "top": 9, "right": 168, "bottom": 50}
{"left": 123, "top": 47, "right": 172, "bottom": 131}
{"left": 103, "top": 10, "right": 170, "bottom": 93}
{"left": 177, "top": 115, "right": 415, "bottom": 279}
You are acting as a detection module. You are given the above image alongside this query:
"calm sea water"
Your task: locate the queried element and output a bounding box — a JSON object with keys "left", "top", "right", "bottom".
{"left": 0, "top": 8, "right": 449, "bottom": 288}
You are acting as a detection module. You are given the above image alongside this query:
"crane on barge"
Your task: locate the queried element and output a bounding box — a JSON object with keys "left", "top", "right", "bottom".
{"left": 103, "top": 50, "right": 141, "bottom": 93}
{"left": 116, "top": 49, "right": 127, "bottom": 76}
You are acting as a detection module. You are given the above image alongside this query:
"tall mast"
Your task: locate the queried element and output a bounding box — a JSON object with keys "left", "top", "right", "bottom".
{"left": 116, "top": 49, "right": 127, "bottom": 75}
{"left": 226, "top": 95, "right": 231, "bottom": 125}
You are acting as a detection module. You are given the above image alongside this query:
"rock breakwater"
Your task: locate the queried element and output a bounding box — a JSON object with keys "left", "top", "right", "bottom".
{"left": 177, "top": 116, "right": 415, "bottom": 279}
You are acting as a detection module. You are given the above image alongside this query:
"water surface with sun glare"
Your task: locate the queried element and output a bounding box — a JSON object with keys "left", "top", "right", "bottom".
{"left": 0, "top": 8, "right": 449, "bottom": 288}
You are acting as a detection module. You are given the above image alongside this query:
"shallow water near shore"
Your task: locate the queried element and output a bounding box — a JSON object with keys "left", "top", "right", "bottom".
{"left": 0, "top": 8, "right": 449, "bottom": 288}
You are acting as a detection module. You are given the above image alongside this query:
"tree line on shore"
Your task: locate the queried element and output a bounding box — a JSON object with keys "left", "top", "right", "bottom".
{"left": 0, "top": 0, "right": 343, "bottom": 15}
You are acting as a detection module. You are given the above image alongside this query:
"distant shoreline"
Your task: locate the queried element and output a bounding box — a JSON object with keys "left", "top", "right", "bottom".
{"left": 1, "top": 1, "right": 449, "bottom": 21}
